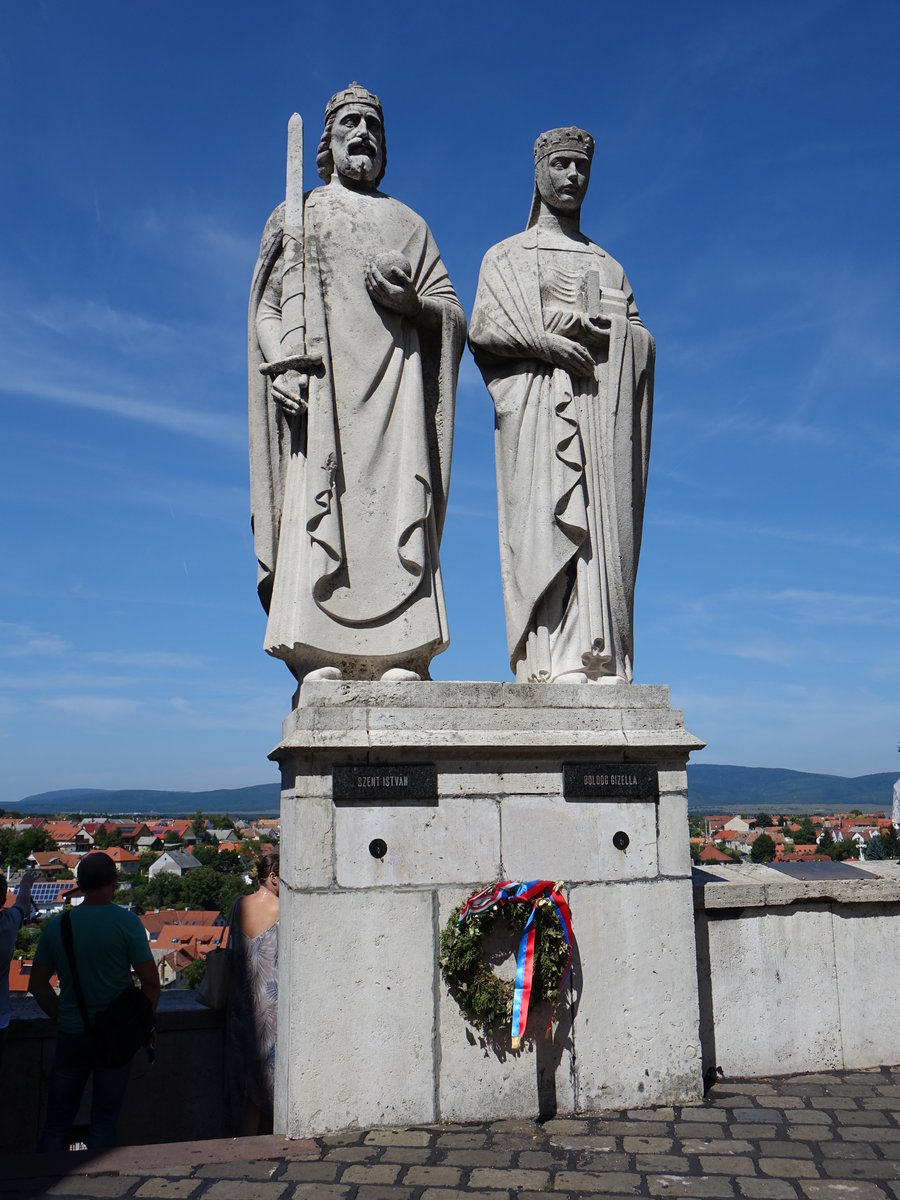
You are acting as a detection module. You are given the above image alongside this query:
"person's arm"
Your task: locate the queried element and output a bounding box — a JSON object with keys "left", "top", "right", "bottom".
{"left": 15, "top": 869, "right": 35, "bottom": 917}
{"left": 28, "top": 962, "right": 59, "bottom": 1021}
{"left": 134, "top": 959, "right": 161, "bottom": 1011}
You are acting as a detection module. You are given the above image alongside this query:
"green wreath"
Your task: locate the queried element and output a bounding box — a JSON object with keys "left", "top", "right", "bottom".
{"left": 439, "top": 899, "right": 571, "bottom": 1038}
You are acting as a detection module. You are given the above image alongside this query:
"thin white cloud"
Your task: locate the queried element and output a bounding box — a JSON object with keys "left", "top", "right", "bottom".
{"left": 1, "top": 369, "right": 244, "bottom": 448}
{"left": 44, "top": 696, "right": 141, "bottom": 719}
{"left": 89, "top": 651, "right": 204, "bottom": 670}
{"left": 26, "top": 298, "right": 181, "bottom": 356}
{"left": 648, "top": 511, "right": 900, "bottom": 558}
{"left": 691, "top": 636, "right": 798, "bottom": 666}
{"left": 0, "top": 621, "right": 70, "bottom": 658}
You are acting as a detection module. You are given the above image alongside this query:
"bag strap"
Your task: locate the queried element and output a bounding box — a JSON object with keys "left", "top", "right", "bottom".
{"left": 61, "top": 910, "right": 93, "bottom": 1034}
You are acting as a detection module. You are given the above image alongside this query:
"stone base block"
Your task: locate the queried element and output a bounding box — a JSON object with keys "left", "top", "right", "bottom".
{"left": 273, "top": 681, "right": 704, "bottom": 1135}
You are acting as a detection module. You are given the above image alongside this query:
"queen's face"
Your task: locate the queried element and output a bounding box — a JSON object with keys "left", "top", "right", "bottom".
{"left": 330, "top": 104, "right": 384, "bottom": 185}
{"left": 537, "top": 152, "right": 591, "bottom": 213}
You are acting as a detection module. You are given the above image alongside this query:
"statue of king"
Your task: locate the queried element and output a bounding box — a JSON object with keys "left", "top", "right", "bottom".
{"left": 248, "top": 84, "right": 466, "bottom": 686}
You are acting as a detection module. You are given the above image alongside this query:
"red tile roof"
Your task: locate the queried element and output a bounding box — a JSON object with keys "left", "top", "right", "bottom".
{"left": 698, "top": 845, "right": 734, "bottom": 863}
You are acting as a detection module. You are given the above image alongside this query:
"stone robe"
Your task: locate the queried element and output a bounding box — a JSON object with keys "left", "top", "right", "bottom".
{"left": 469, "top": 227, "right": 654, "bottom": 683}
{"left": 249, "top": 185, "right": 465, "bottom": 679}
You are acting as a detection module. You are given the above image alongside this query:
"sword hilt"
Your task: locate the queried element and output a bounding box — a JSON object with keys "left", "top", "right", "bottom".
{"left": 259, "top": 353, "right": 324, "bottom": 378}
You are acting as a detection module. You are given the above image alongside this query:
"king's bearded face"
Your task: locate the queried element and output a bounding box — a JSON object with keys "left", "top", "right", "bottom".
{"left": 330, "top": 105, "right": 385, "bottom": 186}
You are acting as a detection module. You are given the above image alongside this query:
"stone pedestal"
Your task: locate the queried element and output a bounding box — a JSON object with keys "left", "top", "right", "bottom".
{"left": 272, "top": 681, "right": 704, "bottom": 1136}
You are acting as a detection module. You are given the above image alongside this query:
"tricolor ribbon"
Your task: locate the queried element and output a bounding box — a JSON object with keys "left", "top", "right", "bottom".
{"left": 458, "top": 879, "right": 574, "bottom": 1050}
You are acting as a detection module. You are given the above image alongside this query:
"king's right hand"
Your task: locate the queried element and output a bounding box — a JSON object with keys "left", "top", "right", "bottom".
{"left": 270, "top": 368, "right": 309, "bottom": 415}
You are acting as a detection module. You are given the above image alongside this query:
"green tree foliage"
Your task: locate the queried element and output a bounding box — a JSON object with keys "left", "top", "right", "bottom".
{"left": 751, "top": 833, "right": 776, "bottom": 863}
{"left": 129, "top": 871, "right": 186, "bottom": 912}
{"left": 215, "top": 873, "right": 253, "bottom": 915}
{"left": 865, "top": 834, "right": 887, "bottom": 860}
{"left": 818, "top": 827, "right": 835, "bottom": 853}
{"left": 14, "top": 923, "right": 41, "bottom": 959}
{"left": 879, "top": 825, "right": 900, "bottom": 858}
{"left": 792, "top": 816, "right": 818, "bottom": 845}
{"left": 190, "top": 809, "right": 207, "bottom": 843}
{"left": 182, "top": 958, "right": 207, "bottom": 990}
{"left": 214, "top": 849, "right": 245, "bottom": 876}
{"left": 0, "top": 826, "right": 58, "bottom": 871}
{"left": 192, "top": 844, "right": 222, "bottom": 869}
{"left": 715, "top": 840, "right": 741, "bottom": 862}
{"left": 94, "top": 825, "right": 123, "bottom": 850}
{"left": 163, "top": 830, "right": 182, "bottom": 845}
{"left": 690, "top": 842, "right": 702, "bottom": 862}
{"left": 831, "top": 837, "right": 859, "bottom": 861}
{"left": 754, "top": 813, "right": 773, "bottom": 829}
{"left": 193, "top": 845, "right": 248, "bottom": 875}
{"left": 208, "top": 814, "right": 236, "bottom": 830}
{"left": 181, "top": 866, "right": 251, "bottom": 912}
{"left": 181, "top": 867, "right": 223, "bottom": 909}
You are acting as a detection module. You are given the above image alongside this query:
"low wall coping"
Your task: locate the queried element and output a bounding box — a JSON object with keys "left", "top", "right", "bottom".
{"left": 692, "top": 861, "right": 900, "bottom": 910}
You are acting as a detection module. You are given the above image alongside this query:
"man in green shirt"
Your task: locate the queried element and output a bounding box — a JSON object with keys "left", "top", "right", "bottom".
{"left": 29, "top": 852, "right": 160, "bottom": 1151}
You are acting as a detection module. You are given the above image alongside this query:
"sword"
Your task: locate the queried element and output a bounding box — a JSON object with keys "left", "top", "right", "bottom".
{"left": 260, "top": 112, "right": 323, "bottom": 403}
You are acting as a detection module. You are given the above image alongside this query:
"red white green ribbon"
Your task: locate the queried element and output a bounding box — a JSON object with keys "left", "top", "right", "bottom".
{"left": 458, "top": 879, "right": 574, "bottom": 1049}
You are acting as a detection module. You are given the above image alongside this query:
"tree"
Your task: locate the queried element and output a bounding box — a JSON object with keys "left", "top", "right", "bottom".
{"left": 216, "top": 873, "right": 253, "bottom": 915}
{"left": 182, "top": 867, "right": 228, "bottom": 910}
{"left": 94, "top": 825, "right": 123, "bottom": 850}
{"left": 192, "top": 844, "right": 222, "bottom": 870}
{"left": 190, "top": 809, "right": 207, "bottom": 843}
{"left": 818, "top": 827, "right": 835, "bottom": 853}
{"left": 690, "top": 842, "right": 703, "bottom": 863}
{"left": 753, "top": 813, "right": 773, "bottom": 830}
{"left": 139, "top": 849, "right": 160, "bottom": 872}
{"left": 208, "top": 813, "right": 236, "bottom": 831}
{"left": 831, "top": 837, "right": 859, "bottom": 862}
{"left": 865, "top": 834, "right": 886, "bottom": 860}
{"left": 130, "top": 871, "right": 185, "bottom": 912}
{"left": 14, "top": 924, "right": 41, "bottom": 960}
{"left": 214, "top": 849, "right": 245, "bottom": 876}
{"left": 751, "top": 834, "right": 776, "bottom": 863}
{"left": 0, "top": 826, "right": 58, "bottom": 871}
{"left": 879, "top": 825, "right": 900, "bottom": 858}
{"left": 715, "top": 840, "right": 741, "bottom": 863}
{"left": 792, "top": 816, "right": 818, "bottom": 845}
{"left": 182, "top": 958, "right": 207, "bottom": 990}
{"left": 164, "top": 830, "right": 182, "bottom": 846}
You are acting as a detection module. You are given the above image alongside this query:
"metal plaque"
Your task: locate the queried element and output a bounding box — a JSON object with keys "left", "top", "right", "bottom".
{"left": 332, "top": 763, "right": 438, "bottom": 803}
{"left": 563, "top": 763, "right": 659, "bottom": 802}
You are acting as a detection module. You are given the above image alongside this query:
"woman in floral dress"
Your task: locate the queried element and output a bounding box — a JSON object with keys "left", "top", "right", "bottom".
{"left": 225, "top": 850, "right": 279, "bottom": 1134}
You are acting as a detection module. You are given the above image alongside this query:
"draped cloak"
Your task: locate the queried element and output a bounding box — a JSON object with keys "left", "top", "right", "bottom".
{"left": 468, "top": 229, "right": 654, "bottom": 683}
{"left": 248, "top": 186, "right": 466, "bottom": 678}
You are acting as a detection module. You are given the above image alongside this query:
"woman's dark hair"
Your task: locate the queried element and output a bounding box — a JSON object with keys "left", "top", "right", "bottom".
{"left": 256, "top": 849, "right": 280, "bottom": 885}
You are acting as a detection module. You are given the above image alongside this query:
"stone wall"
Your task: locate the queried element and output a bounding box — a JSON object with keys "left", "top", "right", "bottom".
{"left": 1, "top": 994, "right": 225, "bottom": 1153}
{"left": 694, "top": 861, "right": 900, "bottom": 1079}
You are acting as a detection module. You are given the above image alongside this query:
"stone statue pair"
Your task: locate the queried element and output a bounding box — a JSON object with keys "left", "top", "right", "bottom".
{"left": 248, "top": 84, "right": 655, "bottom": 694}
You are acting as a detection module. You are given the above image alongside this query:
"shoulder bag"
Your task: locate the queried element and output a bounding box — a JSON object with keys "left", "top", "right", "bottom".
{"left": 60, "top": 909, "right": 156, "bottom": 1068}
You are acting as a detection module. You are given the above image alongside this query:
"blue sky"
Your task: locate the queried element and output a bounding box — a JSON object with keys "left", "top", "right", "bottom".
{"left": 1, "top": 1, "right": 898, "bottom": 805}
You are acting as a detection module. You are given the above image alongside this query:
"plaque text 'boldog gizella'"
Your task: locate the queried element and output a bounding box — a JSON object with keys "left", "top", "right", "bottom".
{"left": 332, "top": 763, "right": 438, "bottom": 803}
{"left": 563, "top": 763, "right": 659, "bottom": 802}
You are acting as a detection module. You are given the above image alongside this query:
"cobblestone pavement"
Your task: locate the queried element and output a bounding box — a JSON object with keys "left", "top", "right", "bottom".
{"left": 3, "top": 1068, "right": 899, "bottom": 1199}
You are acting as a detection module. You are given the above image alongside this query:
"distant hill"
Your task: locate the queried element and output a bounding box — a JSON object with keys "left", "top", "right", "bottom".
{"left": 686, "top": 764, "right": 897, "bottom": 814}
{"left": 7, "top": 783, "right": 281, "bottom": 817}
{"left": 5, "top": 765, "right": 897, "bottom": 818}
